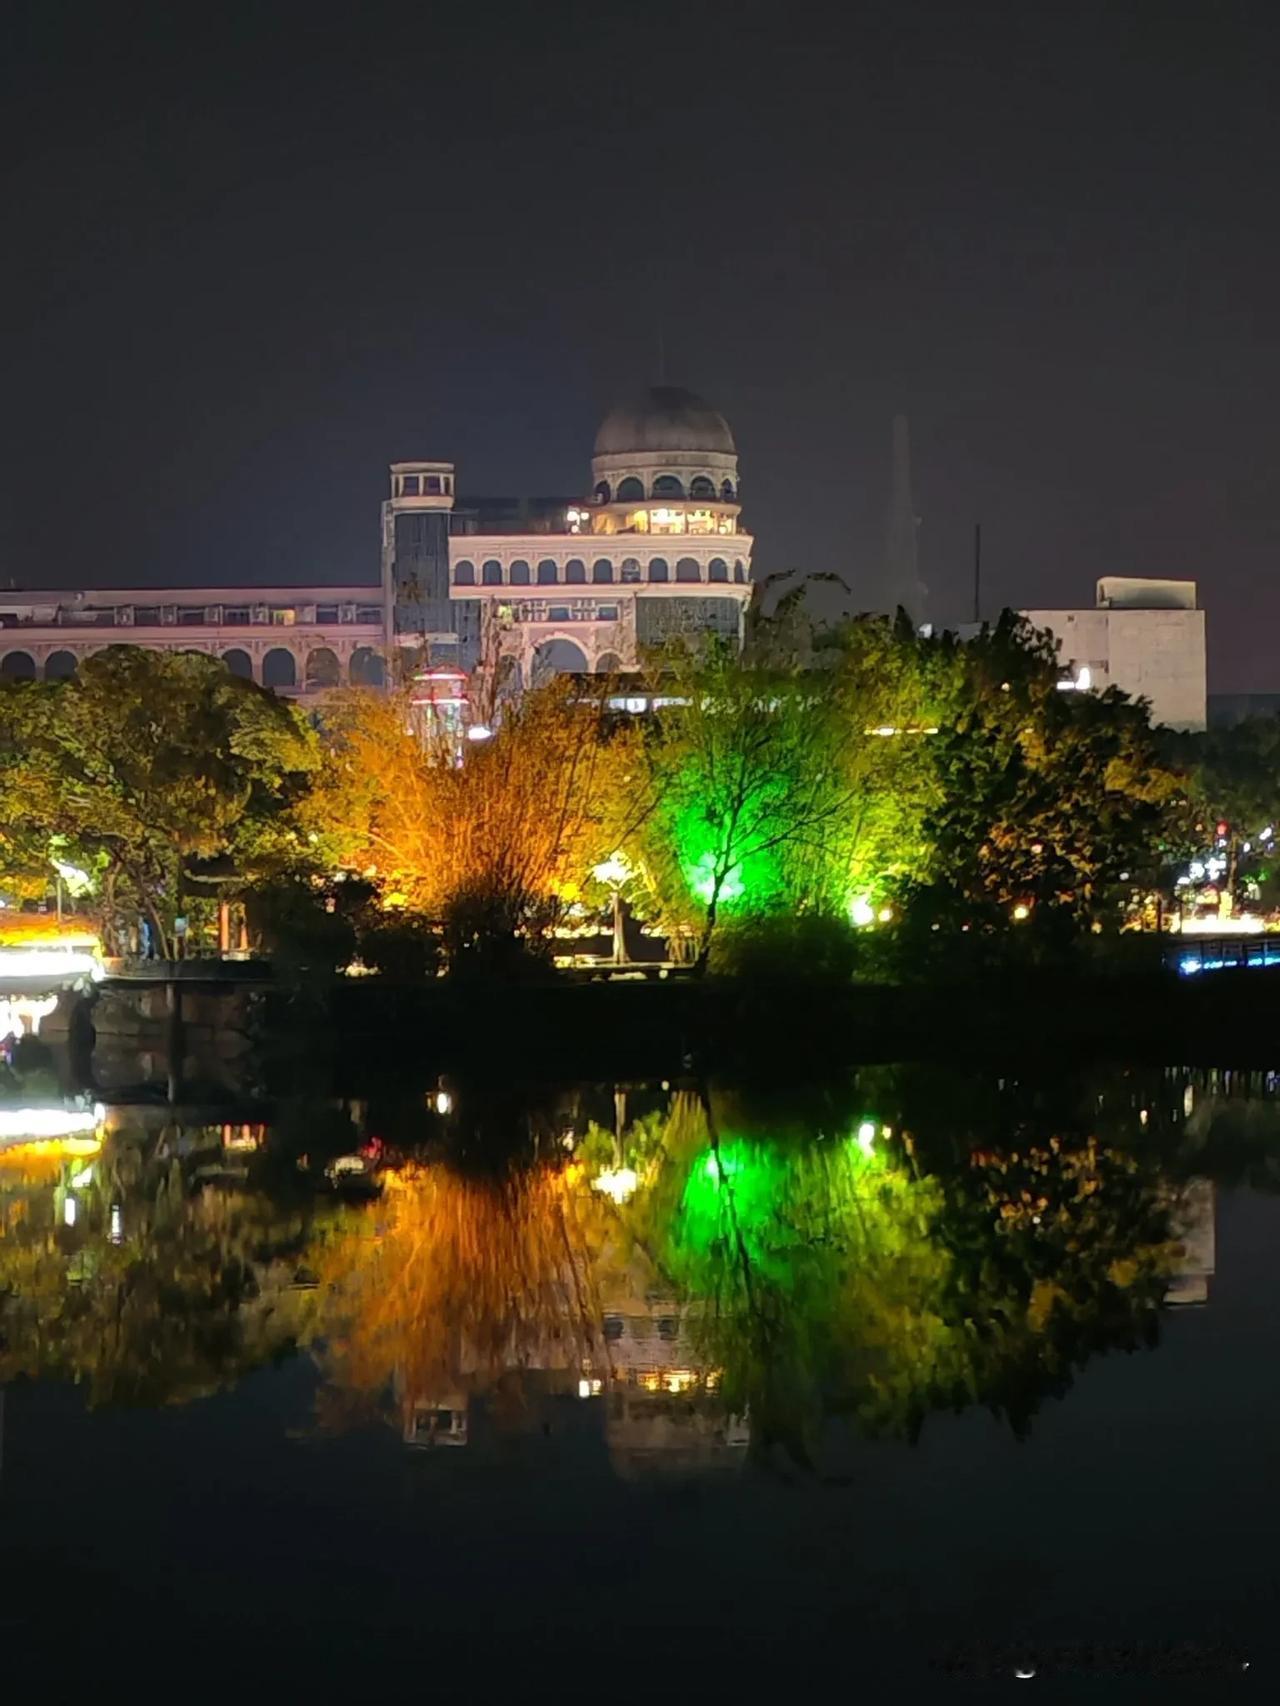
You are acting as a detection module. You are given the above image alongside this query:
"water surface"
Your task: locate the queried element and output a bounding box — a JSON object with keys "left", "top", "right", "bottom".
{"left": 0, "top": 1065, "right": 1272, "bottom": 1691}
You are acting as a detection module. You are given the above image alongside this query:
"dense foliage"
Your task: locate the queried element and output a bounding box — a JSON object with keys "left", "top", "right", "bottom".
{"left": 1, "top": 619, "right": 1268, "bottom": 974}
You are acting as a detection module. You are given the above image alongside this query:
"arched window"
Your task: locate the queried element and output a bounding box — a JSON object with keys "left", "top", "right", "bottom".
{"left": 617, "top": 476, "right": 644, "bottom": 501}
{"left": 532, "top": 637, "right": 590, "bottom": 682}
{"left": 350, "top": 646, "right": 385, "bottom": 687}
{"left": 305, "top": 647, "right": 341, "bottom": 690}
{"left": 652, "top": 474, "right": 684, "bottom": 498}
{"left": 263, "top": 648, "right": 297, "bottom": 690}
{"left": 592, "top": 558, "right": 614, "bottom": 584}
{"left": 594, "top": 480, "right": 612, "bottom": 504}
{"left": 620, "top": 557, "right": 641, "bottom": 583}
{"left": 721, "top": 479, "right": 736, "bottom": 501}
{"left": 595, "top": 652, "right": 622, "bottom": 674}
{"left": 690, "top": 475, "right": 716, "bottom": 498}
{"left": 44, "top": 650, "right": 78, "bottom": 681}
{"left": 221, "top": 648, "right": 253, "bottom": 681}
{"left": 734, "top": 559, "right": 746, "bottom": 583}
{"left": 482, "top": 560, "right": 503, "bottom": 586}
{"left": 708, "top": 557, "right": 729, "bottom": 582}
{"left": 0, "top": 652, "right": 35, "bottom": 681}
{"left": 537, "top": 559, "right": 559, "bottom": 585}
{"left": 454, "top": 560, "right": 476, "bottom": 586}
{"left": 648, "top": 557, "right": 669, "bottom": 583}
{"left": 510, "top": 559, "right": 530, "bottom": 586}
{"left": 676, "top": 557, "right": 701, "bottom": 583}
{"left": 565, "top": 559, "right": 586, "bottom": 585}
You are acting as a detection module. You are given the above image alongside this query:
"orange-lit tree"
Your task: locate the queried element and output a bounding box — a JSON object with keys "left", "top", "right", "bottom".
{"left": 308, "top": 679, "right": 647, "bottom": 971}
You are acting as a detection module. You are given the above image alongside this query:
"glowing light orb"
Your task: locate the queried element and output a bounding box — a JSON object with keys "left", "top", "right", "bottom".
{"left": 687, "top": 853, "right": 744, "bottom": 906}
{"left": 592, "top": 1166, "right": 638, "bottom": 1204}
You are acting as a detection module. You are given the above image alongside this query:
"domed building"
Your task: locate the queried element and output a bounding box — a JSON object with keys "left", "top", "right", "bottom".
{"left": 383, "top": 385, "right": 755, "bottom": 691}
{"left": 0, "top": 388, "right": 752, "bottom": 703}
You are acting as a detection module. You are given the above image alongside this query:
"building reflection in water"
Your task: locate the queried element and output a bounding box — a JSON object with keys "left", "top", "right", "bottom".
{"left": 1, "top": 1065, "right": 1277, "bottom": 1471}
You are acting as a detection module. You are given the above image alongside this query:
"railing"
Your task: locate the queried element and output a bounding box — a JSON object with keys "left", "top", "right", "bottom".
{"left": 1171, "top": 936, "right": 1280, "bottom": 976}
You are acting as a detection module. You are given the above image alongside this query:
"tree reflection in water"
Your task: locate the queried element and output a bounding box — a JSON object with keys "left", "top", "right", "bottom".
{"left": 0, "top": 1068, "right": 1260, "bottom": 1471}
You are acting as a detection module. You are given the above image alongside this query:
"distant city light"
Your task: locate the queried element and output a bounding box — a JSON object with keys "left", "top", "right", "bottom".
{"left": 432, "top": 1089, "right": 453, "bottom": 1115}
{"left": 1012, "top": 903, "right": 1031, "bottom": 921}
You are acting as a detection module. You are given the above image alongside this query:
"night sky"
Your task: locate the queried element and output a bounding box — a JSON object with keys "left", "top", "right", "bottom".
{"left": 3, "top": 0, "right": 1278, "bottom": 688}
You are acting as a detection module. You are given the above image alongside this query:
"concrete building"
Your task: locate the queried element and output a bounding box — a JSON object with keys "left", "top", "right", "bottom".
{"left": 0, "top": 386, "right": 753, "bottom": 695}
{"left": 1021, "top": 577, "right": 1207, "bottom": 731}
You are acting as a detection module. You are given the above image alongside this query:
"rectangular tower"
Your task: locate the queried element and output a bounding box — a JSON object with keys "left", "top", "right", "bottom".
{"left": 381, "top": 461, "right": 479, "bottom": 671}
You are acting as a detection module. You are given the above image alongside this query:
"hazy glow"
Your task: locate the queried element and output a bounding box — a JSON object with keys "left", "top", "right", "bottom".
{"left": 592, "top": 1166, "right": 638, "bottom": 1204}
{"left": 849, "top": 896, "right": 875, "bottom": 927}
{"left": 0, "top": 992, "right": 58, "bottom": 1042}
{"left": 0, "top": 1107, "right": 101, "bottom": 1140}
{"left": 591, "top": 853, "right": 632, "bottom": 889}
{"left": 0, "top": 948, "right": 103, "bottom": 981}
{"left": 1179, "top": 914, "right": 1265, "bottom": 935}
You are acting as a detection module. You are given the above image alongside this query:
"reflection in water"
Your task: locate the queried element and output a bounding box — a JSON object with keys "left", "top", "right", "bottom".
{"left": 0, "top": 1066, "right": 1266, "bottom": 1472}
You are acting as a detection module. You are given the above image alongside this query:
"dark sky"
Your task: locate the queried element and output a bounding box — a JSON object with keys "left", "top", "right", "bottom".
{"left": 3, "top": 0, "right": 1278, "bottom": 688}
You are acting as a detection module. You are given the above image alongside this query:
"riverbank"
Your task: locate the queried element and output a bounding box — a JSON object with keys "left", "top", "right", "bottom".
{"left": 41, "top": 960, "right": 1280, "bottom": 1094}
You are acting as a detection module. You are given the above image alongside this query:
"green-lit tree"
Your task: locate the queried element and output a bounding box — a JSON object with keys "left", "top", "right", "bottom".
{"left": 630, "top": 641, "right": 858, "bottom": 969}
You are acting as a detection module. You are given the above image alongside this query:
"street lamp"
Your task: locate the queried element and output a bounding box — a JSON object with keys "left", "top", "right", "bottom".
{"left": 591, "top": 853, "right": 633, "bottom": 966}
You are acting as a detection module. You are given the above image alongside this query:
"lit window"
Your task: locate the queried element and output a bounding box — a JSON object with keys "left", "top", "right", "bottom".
{"left": 271, "top": 608, "right": 297, "bottom": 625}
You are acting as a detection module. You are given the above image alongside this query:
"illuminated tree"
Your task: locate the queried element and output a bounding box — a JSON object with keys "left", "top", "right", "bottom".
{"left": 0, "top": 649, "right": 321, "bottom": 954}
{"left": 308, "top": 679, "right": 646, "bottom": 969}
{"left": 902, "top": 613, "right": 1180, "bottom": 936}
{"left": 630, "top": 642, "right": 859, "bottom": 969}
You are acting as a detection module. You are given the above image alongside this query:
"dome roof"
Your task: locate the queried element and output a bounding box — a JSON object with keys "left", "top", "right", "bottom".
{"left": 594, "top": 386, "right": 735, "bottom": 457}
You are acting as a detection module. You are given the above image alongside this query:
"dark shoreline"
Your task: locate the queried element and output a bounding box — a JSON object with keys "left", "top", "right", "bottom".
{"left": 311, "top": 966, "right": 1280, "bottom": 1078}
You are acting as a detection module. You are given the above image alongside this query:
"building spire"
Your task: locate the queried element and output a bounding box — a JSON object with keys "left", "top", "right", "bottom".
{"left": 881, "top": 413, "right": 925, "bottom": 624}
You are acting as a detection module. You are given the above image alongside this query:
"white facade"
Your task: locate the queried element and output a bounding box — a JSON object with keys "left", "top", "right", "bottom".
{"left": 1021, "top": 578, "right": 1207, "bottom": 731}
{"left": 430, "top": 386, "right": 755, "bottom": 682}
